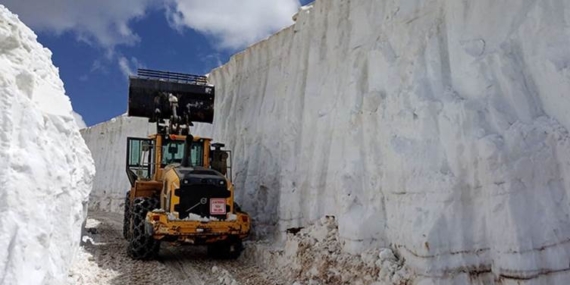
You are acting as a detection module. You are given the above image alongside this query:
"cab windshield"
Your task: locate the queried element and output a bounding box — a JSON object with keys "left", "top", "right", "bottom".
{"left": 161, "top": 140, "right": 204, "bottom": 166}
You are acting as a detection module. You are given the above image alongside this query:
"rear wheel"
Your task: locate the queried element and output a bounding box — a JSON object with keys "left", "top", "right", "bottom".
{"left": 127, "top": 197, "right": 161, "bottom": 260}
{"left": 122, "top": 191, "right": 131, "bottom": 240}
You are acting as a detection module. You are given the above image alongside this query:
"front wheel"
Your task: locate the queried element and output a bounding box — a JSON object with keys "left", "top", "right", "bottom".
{"left": 122, "top": 191, "right": 131, "bottom": 240}
{"left": 127, "top": 197, "right": 161, "bottom": 260}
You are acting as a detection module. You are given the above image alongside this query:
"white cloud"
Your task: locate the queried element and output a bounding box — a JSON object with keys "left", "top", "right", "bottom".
{"left": 2, "top": 1, "right": 301, "bottom": 51}
{"left": 90, "top": 60, "right": 105, "bottom": 73}
{"left": 166, "top": 0, "right": 300, "bottom": 49}
{"left": 201, "top": 53, "right": 224, "bottom": 71}
{"left": 1, "top": 0, "right": 156, "bottom": 48}
{"left": 118, "top": 57, "right": 134, "bottom": 77}
{"left": 72, "top": 111, "right": 87, "bottom": 129}
{"left": 118, "top": 56, "right": 144, "bottom": 78}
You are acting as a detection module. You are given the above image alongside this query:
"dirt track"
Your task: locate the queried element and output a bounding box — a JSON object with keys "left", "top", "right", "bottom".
{"left": 71, "top": 211, "right": 284, "bottom": 285}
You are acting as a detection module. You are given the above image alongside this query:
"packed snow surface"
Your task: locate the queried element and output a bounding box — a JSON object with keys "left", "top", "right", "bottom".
{"left": 0, "top": 5, "right": 95, "bottom": 285}
{"left": 191, "top": 0, "right": 570, "bottom": 283}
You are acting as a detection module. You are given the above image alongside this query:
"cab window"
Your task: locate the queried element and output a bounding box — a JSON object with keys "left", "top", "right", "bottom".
{"left": 161, "top": 140, "right": 204, "bottom": 166}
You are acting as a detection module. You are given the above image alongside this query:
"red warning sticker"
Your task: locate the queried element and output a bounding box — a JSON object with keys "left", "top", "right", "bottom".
{"left": 210, "top": 198, "right": 226, "bottom": 215}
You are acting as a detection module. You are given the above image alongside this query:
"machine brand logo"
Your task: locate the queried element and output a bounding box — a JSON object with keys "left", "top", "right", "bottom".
{"left": 210, "top": 198, "right": 226, "bottom": 215}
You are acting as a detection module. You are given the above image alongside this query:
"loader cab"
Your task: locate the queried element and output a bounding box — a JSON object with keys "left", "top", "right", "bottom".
{"left": 126, "top": 134, "right": 232, "bottom": 186}
{"left": 160, "top": 137, "right": 205, "bottom": 167}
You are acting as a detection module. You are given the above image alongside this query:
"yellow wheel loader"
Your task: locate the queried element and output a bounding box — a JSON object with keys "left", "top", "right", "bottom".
{"left": 123, "top": 69, "right": 250, "bottom": 260}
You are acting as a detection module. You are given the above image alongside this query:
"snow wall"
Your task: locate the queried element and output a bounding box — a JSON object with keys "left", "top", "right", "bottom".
{"left": 0, "top": 6, "right": 95, "bottom": 285}
{"left": 191, "top": 0, "right": 570, "bottom": 283}
{"left": 80, "top": 116, "right": 155, "bottom": 212}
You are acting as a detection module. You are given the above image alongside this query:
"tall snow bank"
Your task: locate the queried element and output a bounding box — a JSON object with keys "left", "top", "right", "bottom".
{"left": 80, "top": 116, "right": 155, "bottom": 212}
{"left": 193, "top": 0, "right": 570, "bottom": 282}
{"left": 0, "top": 5, "right": 95, "bottom": 285}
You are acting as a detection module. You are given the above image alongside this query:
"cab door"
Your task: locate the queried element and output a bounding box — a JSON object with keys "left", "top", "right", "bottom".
{"left": 126, "top": 137, "right": 153, "bottom": 186}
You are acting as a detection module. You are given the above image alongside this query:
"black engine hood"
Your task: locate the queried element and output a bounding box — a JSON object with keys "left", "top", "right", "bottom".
{"left": 172, "top": 166, "right": 230, "bottom": 219}
{"left": 174, "top": 166, "right": 227, "bottom": 187}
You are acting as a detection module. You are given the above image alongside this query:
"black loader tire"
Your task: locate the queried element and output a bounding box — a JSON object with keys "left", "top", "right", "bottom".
{"left": 122, "top": 191, "right": 130, "bottom": 240}
{"left": 127, "top": 197, "right": 160, "bottom": 260}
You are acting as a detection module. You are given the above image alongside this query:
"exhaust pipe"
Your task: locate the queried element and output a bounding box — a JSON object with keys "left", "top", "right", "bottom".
{"left": 181, "top": 134, "right": 194, "bottom": 167}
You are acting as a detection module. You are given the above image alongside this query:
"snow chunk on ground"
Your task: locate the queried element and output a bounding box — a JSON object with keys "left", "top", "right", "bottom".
{"left": 66, "top": 247, "right": 118, "bottom": 285}
{"left": 211, "top": 266, "right": 239, "bottom": 285}
{"left": 0, "top": 5, "right": 95, "bottom": 285}
{"left": 244, "top": 216, "right": 412, "bottom": 284}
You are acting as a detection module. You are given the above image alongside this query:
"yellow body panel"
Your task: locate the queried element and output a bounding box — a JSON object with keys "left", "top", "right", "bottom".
{"left": 131, "top": 181, "right": 162, "bottom": 198}
{"left": 146, "top": 211, "right": 250, "bottom": 243}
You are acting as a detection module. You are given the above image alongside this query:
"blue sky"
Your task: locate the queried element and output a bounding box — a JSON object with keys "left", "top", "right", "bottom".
{"left": 2, "top": 0, "right": 314, "bottom": 127}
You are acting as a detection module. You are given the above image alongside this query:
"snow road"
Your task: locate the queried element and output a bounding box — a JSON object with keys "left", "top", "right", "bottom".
{"left": 69, "top": 211, "right": 281, "bottom": 285}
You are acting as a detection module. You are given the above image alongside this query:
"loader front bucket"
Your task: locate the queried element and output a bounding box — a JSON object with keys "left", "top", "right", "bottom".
{"left": 127, "top": 69, "right": 215, "bottom": 123}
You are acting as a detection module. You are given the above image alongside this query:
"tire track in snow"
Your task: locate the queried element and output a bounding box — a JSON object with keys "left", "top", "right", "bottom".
{"left": 82, "top": 211, "right": 204, "bottom": 285}
{"left": 85, "top": 211, "right": 280, "bottom": 285}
